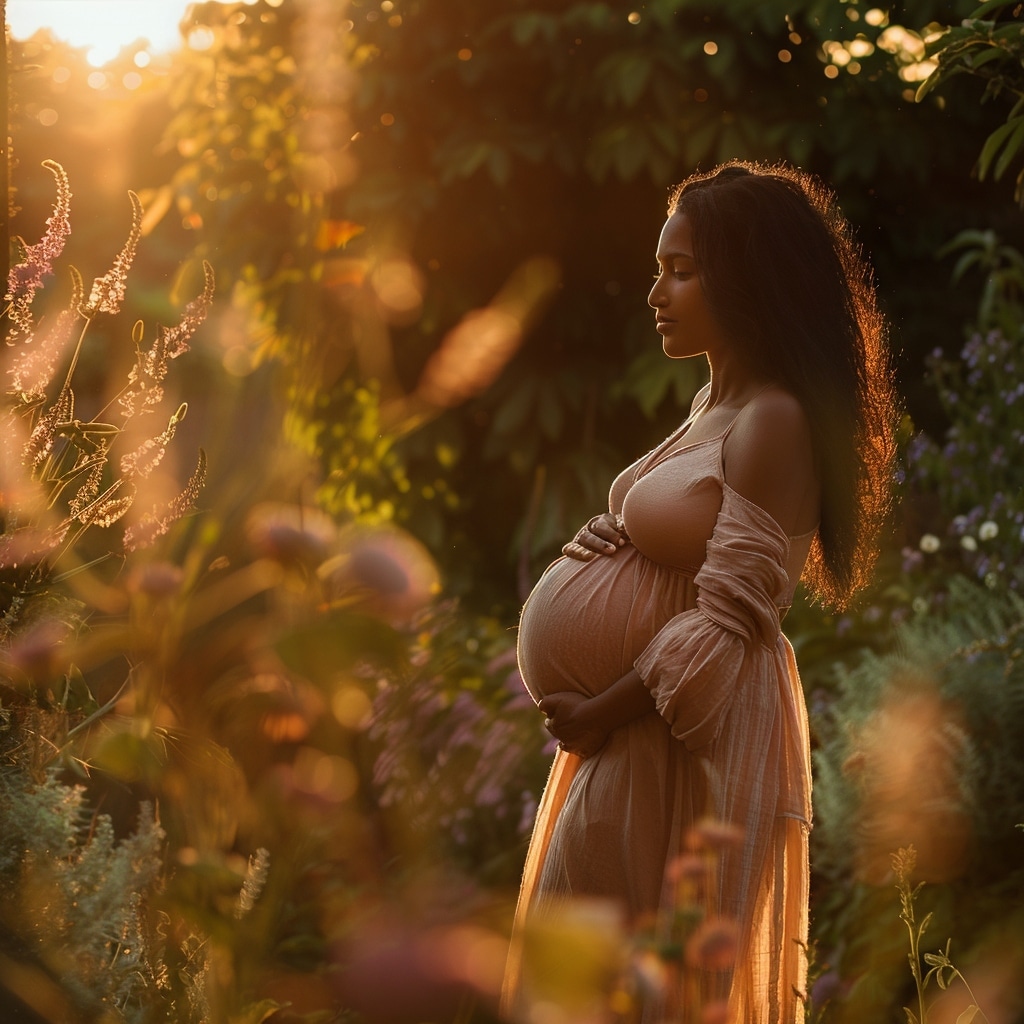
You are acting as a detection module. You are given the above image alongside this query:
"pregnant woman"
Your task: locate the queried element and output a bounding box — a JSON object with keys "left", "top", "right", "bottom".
{"left": 503, "top": 162, "right": 895, "bottom": 1022}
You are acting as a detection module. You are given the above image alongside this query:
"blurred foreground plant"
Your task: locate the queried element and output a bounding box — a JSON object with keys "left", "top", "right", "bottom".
{"left": 893, "top": 846, "right": 991, "bottom": 1024}
{"left": 811, "top": 579, "right": 1024, "bottom": 1021}
{"left": 1, "top": 159, "right": 551, "bottom": 1024}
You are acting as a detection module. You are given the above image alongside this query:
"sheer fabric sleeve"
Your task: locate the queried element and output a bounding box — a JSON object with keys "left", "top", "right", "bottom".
{"left": 633, "top": 483, "right": 789, "bottom": 751}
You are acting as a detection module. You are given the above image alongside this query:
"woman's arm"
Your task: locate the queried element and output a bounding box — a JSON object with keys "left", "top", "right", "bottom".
{"left": 539, "top": 669, "right": 654, "bottom": 757}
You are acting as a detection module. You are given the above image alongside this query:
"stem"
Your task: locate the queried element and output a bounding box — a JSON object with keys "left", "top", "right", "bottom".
{"left": 1, "top": 0, "right": 9, "bottom": 345}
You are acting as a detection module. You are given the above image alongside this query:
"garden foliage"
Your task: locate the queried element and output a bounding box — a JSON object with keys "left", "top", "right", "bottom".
{"left": 6, "top": 0, "right": 1024, "bottom": 1022}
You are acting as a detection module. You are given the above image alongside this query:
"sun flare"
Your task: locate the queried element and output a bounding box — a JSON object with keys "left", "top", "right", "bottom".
{"left": 6, "top": 0, "right": 261, "bottom": 65}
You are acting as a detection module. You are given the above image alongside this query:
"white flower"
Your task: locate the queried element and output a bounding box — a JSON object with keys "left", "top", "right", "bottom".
{"left": 918, "top": 533, "right": 941, "bottom": 553}
{"left": 961, "top": 535, "right": 978, "bottom": 552}
{"left": 978, "top": 520, "right": 999, "bottom": 541}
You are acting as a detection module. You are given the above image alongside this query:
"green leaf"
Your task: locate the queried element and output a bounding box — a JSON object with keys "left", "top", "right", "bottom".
{"left": 228, "top": 999, "right": 284, "bottom": 1024}
{"left": 966, "top": 46, "right": 1010, "bottom": 70}
{"left": 951, "top": 249, "right": 982, "bottom": 283}
{"left": 92, "top": 731, "right": 165, "bottom": 784}
{"left": 993, "top": 118, "right": 1024, "bottom": 180}
{"left": 976, "top": 116, "right": 1024, "bottom": 178}
{"left": 916, "top": 64, "right": 966, "bottom": 102}
{"left": 969, "top": 0, "right": 1023, "bottom": 19}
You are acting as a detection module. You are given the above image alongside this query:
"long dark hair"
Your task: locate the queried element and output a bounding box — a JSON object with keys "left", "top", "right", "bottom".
{"left": 669, "top": 160, "right": 896, "bottom": 609}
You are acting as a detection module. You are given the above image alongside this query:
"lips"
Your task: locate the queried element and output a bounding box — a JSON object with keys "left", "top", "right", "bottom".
{"left": 655, "top": 317, "right": 676, "bottom": 332}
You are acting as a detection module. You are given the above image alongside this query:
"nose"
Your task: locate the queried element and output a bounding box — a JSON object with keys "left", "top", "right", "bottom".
{"left": 648, "top": 277, "right": 665, "bottom": 309}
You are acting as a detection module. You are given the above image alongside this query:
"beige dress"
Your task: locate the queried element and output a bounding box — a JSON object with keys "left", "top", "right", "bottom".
{"left": 505, "top": 401, "right": 814, "bottom": 1023}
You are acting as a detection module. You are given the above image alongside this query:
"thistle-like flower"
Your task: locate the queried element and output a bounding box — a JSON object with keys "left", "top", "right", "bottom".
{"left": 5, "top": 160, "right": 72, "bottom": 337}
{"left": 81, "top": 191, "right": 143, "bottom": 318}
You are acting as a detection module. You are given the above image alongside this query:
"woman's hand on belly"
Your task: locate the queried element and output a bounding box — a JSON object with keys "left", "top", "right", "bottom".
{"left": 538, "top": 692, "right": 610, "bottom": 759}
{"left": 539, "top": 670, "right": 658, "bottom": 757}
{"left": 561, "top": 512, "right": 629, "bottom": 562}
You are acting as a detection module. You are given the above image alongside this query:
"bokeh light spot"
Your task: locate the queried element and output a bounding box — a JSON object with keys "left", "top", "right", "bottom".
{"left": 123, "top": 72, "right": 143, "bottom": 90}
{"left": 134, "top": 50, "right": 151, "bottom": 68}
{"left": 38, "top": 108, "right": 58, "bottom": 126}
{"left": 824, "top": 65, "right": 840, "bottom": 79}
{"left": 865, "top": 7, "right": 888, "bottom": 25}
{"left": 52, "top": 66, "right": 71, "bottom": 83}
{"left": 846, "top": 7, "right": 860, "bottom": 19}
{"left": 293, "top": 748, "right": 359, "bottom": 801}
{"left": 627, "top": 11, "right": 641, "bottom": 24}
{"left": 187, "top": 26, "right": 216, "bottom": 51}
{"left": 380, "top": 112, "right": 395, "bottom": 126}
{"left": 778, "top": 49, "right": 792, "bottom": 63}
{"left": 458, "top": 47, "right": 473, "bottom": 60}
{"left": 87, "top": 71, "right": 107, "bottom": 89}
{"left": 694, "top": 87, "right": 709, "bottom": 102}
{"left": 703, "top": 41, "right": 718, "bottom": 55}
{"left": 370, "top": 259, "right": 424, "bottom": 320}
{"left": 332, "top": 686, "right": 373, "bottom": 729}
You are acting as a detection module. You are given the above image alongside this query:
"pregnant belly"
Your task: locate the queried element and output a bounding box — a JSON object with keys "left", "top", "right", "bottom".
{"left": 517, "top": 549, "right": 639, "bottom": 703}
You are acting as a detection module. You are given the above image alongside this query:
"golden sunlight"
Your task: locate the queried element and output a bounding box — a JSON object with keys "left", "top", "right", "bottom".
{"left": 6, "top": 0, "right": 267, "bottom": 65}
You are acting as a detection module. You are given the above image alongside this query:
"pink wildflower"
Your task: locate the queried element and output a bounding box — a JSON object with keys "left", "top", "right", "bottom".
{"left": 82, "top": 191, "right": 142, "bottom": 317}
{"left": 686, "top": 818, "right": 745, "bottom": 852}
{"left": 684, "top": 917, "right": 739, "bottom": 972}
{"left": 159, "top": 260, "right": 214, "bottom": 360}
{"left": 120, "top": 403, "right": 188, "bottom": 479}
{"left": 126, "top": 561, "right": 184, "bottom": 597}
{"left": 700, "top": 1000, "right": 732, "bottom": 1024}
{"left": 119, "top": 263, "right": 214, "bottom": 419}
{"left": 8, "top": 298, "right": 80, "bottom": 401}
{"left": 123, "top": 449, "right": 206, "bottom": 552}
{"left": 5, "top": 160, "right": 72, "bottom": 335}
{"left": 244, "top": 502, "right": 338, "bottom": 565}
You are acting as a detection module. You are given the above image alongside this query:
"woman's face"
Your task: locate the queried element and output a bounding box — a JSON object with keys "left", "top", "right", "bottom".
{"left": 648, "top": 212, "right": 729, "bottom": 361}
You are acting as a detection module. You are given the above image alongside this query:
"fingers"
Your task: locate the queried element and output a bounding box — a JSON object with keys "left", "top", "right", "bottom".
{"left": 564, "top": 513, "right": 630, "bottom": 561}
{"left": 589, "top": 514, "right": 627, "bottom": 548}
{"left": 562, "top": 541, "right": 597, "bottom": 561}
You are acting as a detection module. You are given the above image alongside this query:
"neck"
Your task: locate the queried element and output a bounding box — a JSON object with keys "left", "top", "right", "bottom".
{"left": 705, "top": 351, "right": 770, "bottom": 407}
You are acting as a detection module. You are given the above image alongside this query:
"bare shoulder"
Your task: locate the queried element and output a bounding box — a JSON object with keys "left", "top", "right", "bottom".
{"left": 723, "top": 386, "right": 819, "bottom": 535}
{"left": 734, "top": 387, "right": 812, "bottom": 449}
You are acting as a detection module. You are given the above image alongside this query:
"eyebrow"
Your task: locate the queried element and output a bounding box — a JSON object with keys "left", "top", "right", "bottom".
{"left": 657, "top": 250, "right": 695, "bottom": 262}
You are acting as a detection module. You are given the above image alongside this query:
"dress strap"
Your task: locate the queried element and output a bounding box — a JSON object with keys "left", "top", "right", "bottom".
{"left": 720, "top": 382, "right": 776, "bottom": 445}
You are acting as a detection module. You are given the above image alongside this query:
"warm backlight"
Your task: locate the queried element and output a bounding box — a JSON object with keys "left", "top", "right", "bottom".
{"left": 6, "top": 0, "right": 261, "bottom": 65}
